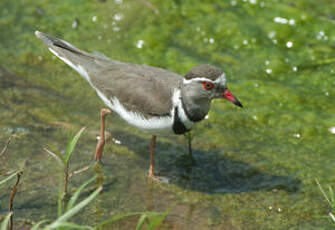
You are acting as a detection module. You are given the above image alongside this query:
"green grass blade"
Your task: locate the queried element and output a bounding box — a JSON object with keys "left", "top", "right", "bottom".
{"left": 31, "top": 219, "right": 49, "bottom": 230}
{"left": 0, "top": 171, "right": 19, "bottom": 188}
{"left": 0, "top": 212, "right": 12, "bottom": 230}
{"left": 316, "top": 179, "right": 331, "bottom": 206}
{"left": 65, "top": 127, "right": 86, "bottom": 164}
{"left": 146, "top": 205, "right": 172, "bottom": 230}
{"left": 46, "top": 186, "right": 102, "bottom": 230}
{"left": 135, "top": 214, "right": 148, "bottom": 230}
{"left": 66, "top": 176, "right": 96, "bottom": 211}
{"left": 146, "top": 213, "right": 168, "bottom": 230}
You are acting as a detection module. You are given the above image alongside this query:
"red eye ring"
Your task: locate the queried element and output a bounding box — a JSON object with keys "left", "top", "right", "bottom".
{"left": 203, "top": 81, "right": 214, "bottom": 90}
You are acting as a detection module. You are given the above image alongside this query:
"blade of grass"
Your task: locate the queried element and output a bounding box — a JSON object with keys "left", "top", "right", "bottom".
{"left": 0, "top": 212, "right": 12, "bottom": 230}
{"left": 146, "top": 204, "right": 174, "bottom": 230}
{"left": 69, "top": 164, "right": 92, "bottom": 179}
{"left": 65, "top": 127, "right": 86, "bottom": 164}
{"left": 44, "top": 148, "right": 64, "bottom": 166}
{"left": 316, "top": 179, "right": 331, "bottom": 206}
{"left": 0, "top": 135, "right": 12, "bottom": 157}
{"left": 31, "top": 220, "right": 49, "bottom": 230}
{"left": 66, "top": 176, "right": 97, "bottom": 211}
{"left": 329, "top": 212, "right": 335, "bottom": 223}
{"left": 146, "top": 211, "right": 169, "bottom": 230}
{"left": 146, "top": 215, "right": 165, "bottom": 230}
{"left": 135, "top": 214, "right": 148, "bottom": 230}
{"left": 45, "top": 186, "right": 102, "bottom": 230}
{"left": 0, "top": 171, "right": 19, "bottom": 187}
{"left": 8, "top": 171, "right": 23, "bottom": 230}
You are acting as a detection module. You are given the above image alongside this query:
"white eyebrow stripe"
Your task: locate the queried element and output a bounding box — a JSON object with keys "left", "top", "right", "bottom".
{"left": 183, "top": 73, "right": 226, "bottom": 85}
{"left": 183, "top": 77, "right": 213, "bottom": 84}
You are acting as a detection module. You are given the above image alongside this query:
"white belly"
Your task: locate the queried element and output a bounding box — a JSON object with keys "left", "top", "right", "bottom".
{"left": 111, "top": 97, "right": 176, "bottom": 135}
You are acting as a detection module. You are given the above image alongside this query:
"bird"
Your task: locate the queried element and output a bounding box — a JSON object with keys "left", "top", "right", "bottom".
{"left": 35, "top": 31, "right": 243, "bottom": 181}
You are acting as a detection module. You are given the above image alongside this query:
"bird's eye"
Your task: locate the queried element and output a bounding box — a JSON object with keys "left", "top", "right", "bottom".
{"left": 203, "top": 81, "right": 214, "bottom": 90}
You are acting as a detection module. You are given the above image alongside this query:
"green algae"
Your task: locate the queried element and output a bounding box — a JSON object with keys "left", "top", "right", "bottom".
{"left": 0, "top": 0, "right": 335, "bottom": 229}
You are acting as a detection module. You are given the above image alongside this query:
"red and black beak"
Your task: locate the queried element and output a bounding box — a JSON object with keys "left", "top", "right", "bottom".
{"left": 222, "top": 90, "right": 243, "bottom": 108}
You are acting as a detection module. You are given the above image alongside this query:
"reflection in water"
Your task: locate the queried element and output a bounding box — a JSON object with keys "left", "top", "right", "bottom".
{"left": 112, "top": 131, "right": 301, "bottom": 194}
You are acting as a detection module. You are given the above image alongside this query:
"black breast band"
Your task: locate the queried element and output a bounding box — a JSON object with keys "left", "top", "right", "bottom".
{"left": 172, "top": 106, "right": 190, "bottom": 135}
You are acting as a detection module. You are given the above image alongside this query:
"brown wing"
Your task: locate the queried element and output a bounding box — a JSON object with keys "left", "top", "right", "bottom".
{"left": 91, "top": 64, "right": 183, "bottom": 118}
{"left": 35, "top": 31, "right": 183, "bottom": 116}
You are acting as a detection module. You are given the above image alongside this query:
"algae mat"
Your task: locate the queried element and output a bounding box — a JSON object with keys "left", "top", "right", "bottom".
{"left": 0, "top": 0, "right": 335, "bottom": 229}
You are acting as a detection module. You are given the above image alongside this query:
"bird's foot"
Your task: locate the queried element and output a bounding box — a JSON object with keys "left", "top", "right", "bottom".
{"left": 94, "top": 156, "right": 103, "bottom": 164}
{"left": 147, "top": 173, "right": 169, "bottom": 184}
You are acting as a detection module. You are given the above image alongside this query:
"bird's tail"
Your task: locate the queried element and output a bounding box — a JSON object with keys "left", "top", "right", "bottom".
{"left": 35, "top": 31, "right": 108, "bottom": 82}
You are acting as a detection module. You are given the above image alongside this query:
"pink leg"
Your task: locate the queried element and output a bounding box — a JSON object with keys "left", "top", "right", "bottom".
{"left": 148, "top": 135, "right": 156, "bottom": 179}
{"left": 95, "top": 108, "right": 112, "bottom": 161}
{"left": 147, "top": 135, "right": 169, "bottom": 183}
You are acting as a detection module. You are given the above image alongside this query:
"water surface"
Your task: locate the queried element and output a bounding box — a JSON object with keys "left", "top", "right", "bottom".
{"left": 0, "top": 0, "right": 335, "bottom": 229}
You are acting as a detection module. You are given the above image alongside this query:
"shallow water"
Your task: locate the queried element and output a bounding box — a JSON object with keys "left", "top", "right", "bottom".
{"left": 0, "top": 0, "right": 335, "bottom": 229}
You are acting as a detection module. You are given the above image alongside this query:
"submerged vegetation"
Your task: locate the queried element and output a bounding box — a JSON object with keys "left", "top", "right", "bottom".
{"left": 316, "top": 179, "right": 335, "bottom": 226}
{"left": 0, "top": 129, "right": 167, "bottom": 230}
{"left": 0, "top": 0, "right": 335, "bottom": 229}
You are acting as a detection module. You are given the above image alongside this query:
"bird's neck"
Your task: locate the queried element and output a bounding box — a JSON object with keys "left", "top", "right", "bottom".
{"left": 181, "top": 92, "right": 211, "bottom": 122}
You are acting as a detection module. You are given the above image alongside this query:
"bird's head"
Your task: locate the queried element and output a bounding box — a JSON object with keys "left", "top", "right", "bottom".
{"left": 183, "top": 64, "right": 243, "bottom": 107}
